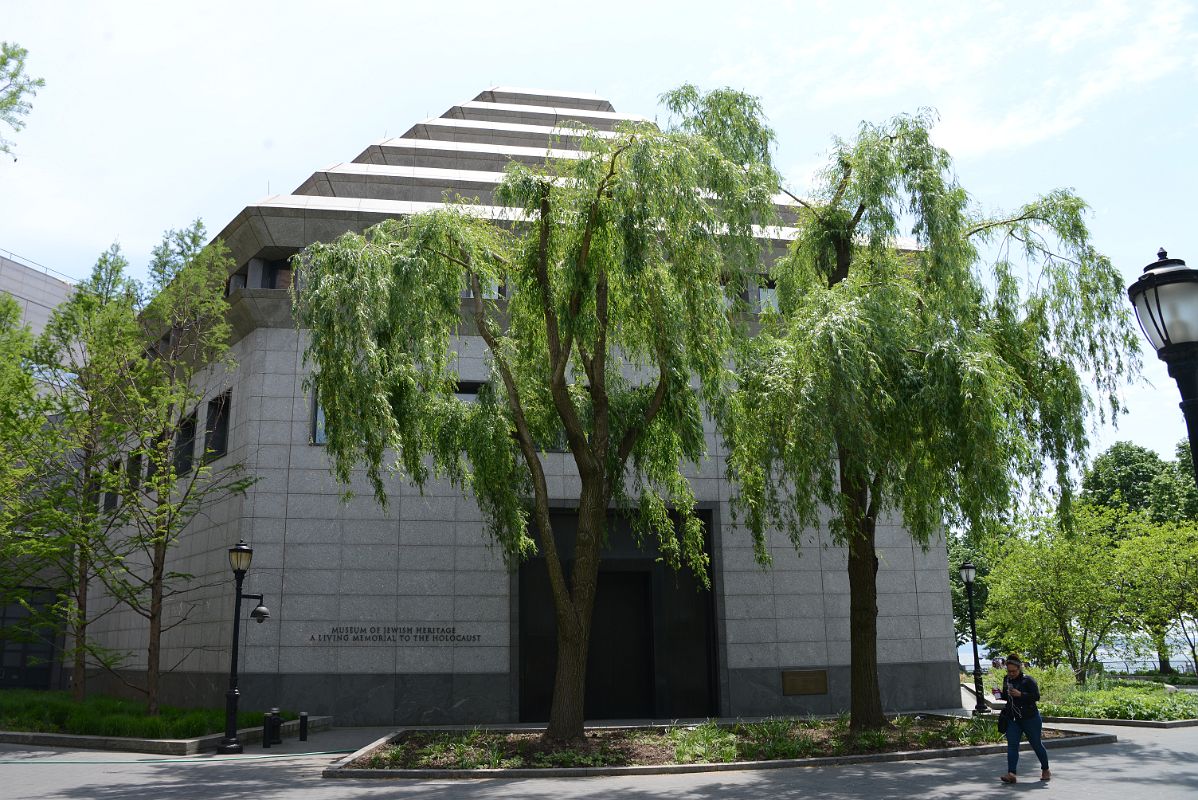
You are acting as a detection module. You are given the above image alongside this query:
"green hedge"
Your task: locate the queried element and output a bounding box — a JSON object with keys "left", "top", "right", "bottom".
{"left": 0, "top": 689, "right": 295, "bottom": 739}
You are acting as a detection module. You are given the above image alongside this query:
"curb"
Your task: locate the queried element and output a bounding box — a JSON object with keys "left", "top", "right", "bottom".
{"left": 1041, "top": 716, "right": 1198, "bottom": 729}
{"left": 321, "top": 727, "right": 1117, "bottom": 780}
{"left": 0, "top": 716, "right": 334, "bottom": 755}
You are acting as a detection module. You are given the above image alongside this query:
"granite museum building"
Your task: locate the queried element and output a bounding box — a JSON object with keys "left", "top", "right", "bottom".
{"left": 86, "top": 87, "right": 961, "bottom": 724}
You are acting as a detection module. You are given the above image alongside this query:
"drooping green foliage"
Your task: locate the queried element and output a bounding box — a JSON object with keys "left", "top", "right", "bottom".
{"left": 724, "top": 109, "right": 1139, "bottom": 551}
{"left": 294, "top": 90, "right": 778, "bottom": 572}
{"left": 294, "top": 86, "right": 780, "bottom": 739}
{"left": 720, "top": 108, "right": 1140, "bottom": 728}
{"left": 0, "top": 41, "right": 44, "bottom": 158}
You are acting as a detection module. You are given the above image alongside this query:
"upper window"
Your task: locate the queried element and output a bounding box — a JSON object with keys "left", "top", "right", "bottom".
{"left": 102, "top": 461, "right": 120, "bottom": 511}
{"left": 454, "top": 380, "right": 485, "bottom": 403}
{"left": 759, "top": 280, "right": 778, "bottom": 312}
{"left": 174, "top": 410, "right": 198, "bottom": 477}
{"left": 125, "top": 452, "right": 143, "bottom": 494}
{"left": 311, "top": 394, "right": 327, "bottom": 445}
{"left": 204, "top": 391, "right": 231, "bottom": 463}
{"left": 460, "top": 273, "right": 502, "bottom": 300}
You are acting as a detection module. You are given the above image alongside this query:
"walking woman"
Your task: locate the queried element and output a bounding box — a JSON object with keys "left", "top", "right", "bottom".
{"left": 998, "top": 654, "right": 1050, "bottom": 783}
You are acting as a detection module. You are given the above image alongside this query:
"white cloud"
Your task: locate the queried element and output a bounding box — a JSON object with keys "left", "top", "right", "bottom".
{"left": 710, "top": 0, "right": 1196, "bottom": 161}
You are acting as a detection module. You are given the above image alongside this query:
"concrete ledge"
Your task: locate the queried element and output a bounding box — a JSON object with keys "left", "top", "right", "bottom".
{"left": 1041, "top": 715, "right": 1198, "bottom": 729}
{"left": 0, "top": 715, "right": 333, "bottom": 755}
{"left": 322, "top": 726, "right": 1116, "bottom": 779}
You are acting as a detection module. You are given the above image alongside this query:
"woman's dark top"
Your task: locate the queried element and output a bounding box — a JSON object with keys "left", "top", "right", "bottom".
{"left": 1001, "top": 672, "right": 1041, "bottom": 718}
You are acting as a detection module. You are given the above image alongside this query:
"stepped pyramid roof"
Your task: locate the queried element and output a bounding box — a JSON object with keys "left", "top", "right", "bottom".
{"left": 217, "top": 87, "right": 655, "bottom": 266}
{"left": 215, "top": 87, "right": 823, "bottom": 272}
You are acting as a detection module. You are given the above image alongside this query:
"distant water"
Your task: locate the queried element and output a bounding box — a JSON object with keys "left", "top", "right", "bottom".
{"left": 956, "top": 639, "right": 1196, "bottom": 674}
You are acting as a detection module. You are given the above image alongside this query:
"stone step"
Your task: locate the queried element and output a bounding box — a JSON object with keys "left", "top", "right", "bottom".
{"left": 402, "top": 117, "right": 618, "bottom": 151}
{"left": 473, "top": 86, "right": 614, "bottom": 113}
{"left": 353, "top": 137, "right": 582, "bottom": 172}
{"left": 443, "top": 100, "right": 646, "bottom": 132}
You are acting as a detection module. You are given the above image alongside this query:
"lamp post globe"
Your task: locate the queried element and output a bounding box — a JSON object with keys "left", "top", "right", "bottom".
{"left": 1128, "top": 249, "right": 1198, "bottom": 489}
{"left": 228, "top": 539, "right": 253, "bottom": 574}
{"left": 959, "top": 560, "right": 988, "bottom": 715}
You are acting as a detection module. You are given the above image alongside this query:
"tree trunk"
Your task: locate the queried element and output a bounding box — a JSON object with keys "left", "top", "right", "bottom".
{"left": 840, "top": 447, "right": 885, "bottom": 731}
{"left": 544, "top": 481, "right": 605, "bottom": 742}
{"left": 1152, "top": 629, "right": 1175, "bottom": 674}
{"left": 847, "top": 521, "right": 885, "bottom": 730}
{"left": 547, "top": 620, "right": 590, "bottom": 741}
{"left": 71, "top": 550, "right": 89, "bottom": 702}
{"left": 146, "top": 534, "right": 167, "bottom": 716}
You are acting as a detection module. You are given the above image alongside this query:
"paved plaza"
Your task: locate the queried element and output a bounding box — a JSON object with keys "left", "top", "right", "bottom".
{"left": 1, "top": 716, "right": 1195, "bottom": 800}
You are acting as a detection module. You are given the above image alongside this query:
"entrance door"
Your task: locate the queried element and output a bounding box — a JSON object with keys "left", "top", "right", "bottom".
{"left": 517, "top": 509, "right": 717, "bottom": 722}
{"left": 584, "top": 570, "right": 653, "bottom": 719}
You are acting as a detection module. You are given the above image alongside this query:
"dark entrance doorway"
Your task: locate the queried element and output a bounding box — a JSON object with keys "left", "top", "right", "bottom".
{"left": 518, "top": 509, "right": 717, "bottom": 721}
{"left": 0, "top": 589, "right": 57, "bottom": 690}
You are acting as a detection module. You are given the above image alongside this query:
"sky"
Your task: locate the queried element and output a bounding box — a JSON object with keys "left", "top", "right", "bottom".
{"left": 3, "top": 0, "right": 1197, "bottom": 460}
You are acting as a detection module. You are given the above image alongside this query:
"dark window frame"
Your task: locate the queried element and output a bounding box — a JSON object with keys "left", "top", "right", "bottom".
{"left": 102, "top": 461, "right": 120, "bottom": 511}
{"left": 311, "top": 392, "right": 327, "bottom": 446}
{"left": 126, "top": 452, "right": 143, "bottom": 495}
{"left": 204, "top": 391, "right": 231, "bottom": 463}
{"left": 174, "top": 410, "right": 198, "bottom": 477}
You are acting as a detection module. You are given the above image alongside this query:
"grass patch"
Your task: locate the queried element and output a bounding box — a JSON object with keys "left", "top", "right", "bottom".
{"left": 357, "top": 715, "right": 1031, "bottom": 771}
{"left": 0, "top": 689, "right": 296, "bottom": 739}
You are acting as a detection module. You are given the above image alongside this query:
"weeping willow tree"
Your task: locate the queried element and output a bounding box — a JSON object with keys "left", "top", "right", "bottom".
{"left": 294, "top": 86, "right": 779, "bottom": 741}
{"left": 721, "top": 109, "right": 1140, "bottom": 730}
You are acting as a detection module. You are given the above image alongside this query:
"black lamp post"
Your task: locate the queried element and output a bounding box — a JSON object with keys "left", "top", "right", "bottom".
{"left": 1128, "top": 249, "right": 1198, "bottom": 490}
{"left": 959, "top": 560, "right": 988, "bottom": 716}
{"left": 217, "top": 540, "right": 270, "bottom": 755}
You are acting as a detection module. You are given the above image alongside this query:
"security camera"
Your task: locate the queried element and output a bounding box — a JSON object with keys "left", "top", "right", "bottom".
{"left": 250, "top": 604, "right": 271, "bottom": 624}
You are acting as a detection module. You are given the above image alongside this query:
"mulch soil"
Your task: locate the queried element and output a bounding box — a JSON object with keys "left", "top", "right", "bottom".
{"left": 354, "top": 717, "right": 1074, "bottom": 770}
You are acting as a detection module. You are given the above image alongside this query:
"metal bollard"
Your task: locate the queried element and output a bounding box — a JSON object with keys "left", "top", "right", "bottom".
{"left": 269, "top": 708, "right": 283, "bottom": 745}
{"left": 262, "top": 711, "right": 273, "bottom": 749}
{"left": 299, "top": 711, "right": 309, "bottom": 742}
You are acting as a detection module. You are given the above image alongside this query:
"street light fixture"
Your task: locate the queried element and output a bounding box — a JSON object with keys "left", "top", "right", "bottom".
{"left": 217, "top": 539, "right": 269, "bottom": 754}
{"left": 1128, "top": 249, "right": 1198, "bottom": 489}
{"left": 959, "top": 560, "right": 988, "bottom": 716}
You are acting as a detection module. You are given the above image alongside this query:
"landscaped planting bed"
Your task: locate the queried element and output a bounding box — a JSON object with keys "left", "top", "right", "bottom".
{"left": 1040, "top": 681, "right": 1198, "bottom": 722}
{"left": 0, "top": 689, "right": 296, "bottom": 739}
{"left": 356, "top": 716, "right": 1068, "bottom": 771}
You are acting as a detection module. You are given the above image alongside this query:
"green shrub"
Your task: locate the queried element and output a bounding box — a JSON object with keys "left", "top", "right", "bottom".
{"left": 0, "top": 689, "right": 295, "bottom": 738}
{"left": 853, "top": 729, "right": 889, "bottom": 751}
{"left": 1024, "top": 664, "right": 1078, "bottom": 703}
{"left": 670, "top": 722, "right": 738, "bottom": 764}
{"left": 734, "top": 718, "right": 817, "bottom": 760}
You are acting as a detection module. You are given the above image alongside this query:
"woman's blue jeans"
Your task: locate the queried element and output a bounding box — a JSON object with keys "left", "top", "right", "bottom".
{"left": 1006, "top": 712, "right": 1049, "bottom": 775}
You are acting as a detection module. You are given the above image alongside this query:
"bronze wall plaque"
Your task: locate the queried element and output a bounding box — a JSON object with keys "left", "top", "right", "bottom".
{"left": 781, "top": 669, "right": 828, "bottom": 696}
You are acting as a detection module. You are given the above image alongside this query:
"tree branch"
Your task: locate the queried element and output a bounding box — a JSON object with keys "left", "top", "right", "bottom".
{"left": 779, "top": 186, "right": 823, "bottom": 222}
{"left": 467, "top": 269, "right": 572, "bottom": 614}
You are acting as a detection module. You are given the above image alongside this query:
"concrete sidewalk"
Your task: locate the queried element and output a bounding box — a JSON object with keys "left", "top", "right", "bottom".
{"left": 3, "top": 718, "right": 1196, "bottom": 799}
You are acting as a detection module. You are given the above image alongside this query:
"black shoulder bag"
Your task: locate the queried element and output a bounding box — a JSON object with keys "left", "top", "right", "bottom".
{"left": 997, "top": 704, "right": 1011, "bottom": 733}
{"left": 997, "top": 676, "right": 1011, "bottom": 732}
